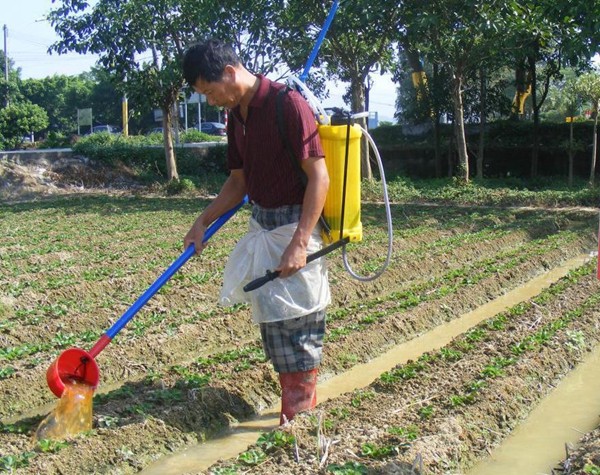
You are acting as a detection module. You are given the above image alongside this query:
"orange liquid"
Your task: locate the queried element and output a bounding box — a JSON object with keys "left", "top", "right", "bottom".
{"left": 34, "top": 380, "right": 94, "bottom": 442}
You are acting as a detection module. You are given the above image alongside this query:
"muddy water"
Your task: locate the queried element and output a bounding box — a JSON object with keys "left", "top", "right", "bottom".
{"left": 468, "top": 341, "right": 600, "bottom": 475}
{"left": 141, "top": 255, "right": 590, "bottom": 475}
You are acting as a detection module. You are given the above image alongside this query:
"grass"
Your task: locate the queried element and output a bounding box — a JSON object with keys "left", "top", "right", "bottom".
{"left": 363, "top": 175, "right": 600, "bottom": 207}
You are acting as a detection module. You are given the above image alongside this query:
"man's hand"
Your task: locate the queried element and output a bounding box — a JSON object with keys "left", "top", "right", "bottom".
{"left": 184, "top": 217, "right": 208, "bottom": 255}
{"left": 276, "top": 239, "right": 308, "bottom": 278}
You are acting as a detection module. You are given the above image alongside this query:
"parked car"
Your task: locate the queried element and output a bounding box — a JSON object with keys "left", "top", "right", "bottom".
{"left": 146, "top": 127, "right": 182, "bottom": 136}
{"left": 90, "top": 124, "right": 122, "bottom": 134}
{"left": 199, "top": 122, "right": 227, "bottom": 136}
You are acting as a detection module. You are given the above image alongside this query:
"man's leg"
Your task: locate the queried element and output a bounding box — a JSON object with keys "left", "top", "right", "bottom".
{"left": 279, "top": 368, "right": 318, "bottom": 425}
{"left": 260, "top": 310, "right": 325, "bottom": 424}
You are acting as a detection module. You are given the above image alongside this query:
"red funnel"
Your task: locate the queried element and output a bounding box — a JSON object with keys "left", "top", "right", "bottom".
{"left": 46, "top": 348, "right": 100, "bottom": 398}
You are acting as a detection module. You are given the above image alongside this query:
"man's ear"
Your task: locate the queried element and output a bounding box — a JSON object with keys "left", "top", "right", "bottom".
{"left": 223, "top": 64, "right": 236, "bottom": 83}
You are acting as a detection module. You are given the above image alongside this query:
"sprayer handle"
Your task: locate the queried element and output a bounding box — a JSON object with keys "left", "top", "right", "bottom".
{"left": 243, "top": 270, "right": 281, "bottom": 292}
{"left": 243, "top": 237, "right": 349, "bottom": 292}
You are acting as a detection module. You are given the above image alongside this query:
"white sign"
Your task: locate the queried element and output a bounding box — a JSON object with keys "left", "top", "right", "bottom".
{"left": 188, "top": 92, "right": 206, "bottom": 104}
{"left": 77, "top": 108, "right": 92, "bottom": 126}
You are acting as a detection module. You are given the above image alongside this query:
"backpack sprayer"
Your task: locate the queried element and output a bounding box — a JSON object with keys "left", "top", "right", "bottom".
{"left": 244, "top": 1, "right": 393, "bottom": 291}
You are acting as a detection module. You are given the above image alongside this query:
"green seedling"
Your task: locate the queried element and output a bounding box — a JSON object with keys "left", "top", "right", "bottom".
{"left": 350, "top": 390, "right": 376, "bottom": 408}
{"left": 256, "top": 430, "right": 296, "bottom": 451}
{"left": 0, "top": 366, "right": 16, "bottom": 379}
{"left": 584, "top": 463, "right": 600, "bottom": 475}
{"left": 36, "top": 438, "right": 69, "bottom": 453}
{"left": 0, "top": 452, "right": 36, "bottom": 471}
{"left": 330, "top": 407, "right": 350, "bottom": 420}
{"left": 360, "top": 442, "right": 396, "bottom": 459}
{"left": 418, "top": 405, "right": 434, "bottom": 420}
{"left": 327, "top": 461, "right": 368, "bottom": 474}
{"left": 388, "top": 425, "right": 420, "bottom": 441}
{"left": 439, "top": 348, "right": 463, "bottom": 362}
{"left": 237, "top": 448, "right": 266, "bottom": 466}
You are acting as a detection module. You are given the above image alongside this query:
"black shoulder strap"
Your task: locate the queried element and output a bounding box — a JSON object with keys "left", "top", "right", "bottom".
{"left": 275, "top": 87, "right": 331, "bottom": 238}
{"left": 276, "top": 87, "right": 308, "bottom": 188}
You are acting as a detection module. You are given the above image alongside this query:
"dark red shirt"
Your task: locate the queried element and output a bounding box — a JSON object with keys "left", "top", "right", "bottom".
{"left": 227, "top": 75, "right": 325, "bottom": 208}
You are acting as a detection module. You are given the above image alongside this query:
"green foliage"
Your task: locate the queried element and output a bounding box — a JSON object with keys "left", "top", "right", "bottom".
{"left": 237, "top": 448, "right": 266, "bottom": 466}
{"left": 38, "top": 131, "right": 73, "bottom": 149}
{"left": 72, "top": 134, "right": 228, "bottom": 182}
{"left": 327, "top": 461, "right": 368, "bottom": 474}
{"left": 36, "top": 438, "right": 69, "bottom": 453}
{"left": 360, "top": 442, "right": 396, "bottom": 459}
{"left": 0, "top": 102, "right": 49, "bottom": 149}
{"left": 256, "top": 431, "right": 296, "bottom": 452}
{"left": 165, "top": 177, "right": 197, "bottom": 195}
{"left": 584, "top": 463, "right": 600, "bottom": 475}
{"left": 180, "top": 129, "right": 214, "bottom": 143}
{"left": 0, "top": 452, "right": 36, "bottom": 471}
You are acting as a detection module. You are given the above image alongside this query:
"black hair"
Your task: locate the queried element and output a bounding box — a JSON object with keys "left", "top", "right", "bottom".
{"left": 182, "top": 39, "right": 241, "bottom": 87}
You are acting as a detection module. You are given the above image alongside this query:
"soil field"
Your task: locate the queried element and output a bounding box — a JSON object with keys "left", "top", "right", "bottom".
{"left": 1, "top": 192, "right": 599, "bottom": 474}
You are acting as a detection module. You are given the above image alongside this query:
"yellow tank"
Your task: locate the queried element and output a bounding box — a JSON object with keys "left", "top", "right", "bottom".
{"left": 318, "top": 123, "right": 363, "bottom": 243}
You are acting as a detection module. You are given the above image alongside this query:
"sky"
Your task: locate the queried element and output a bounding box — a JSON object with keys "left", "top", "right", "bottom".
{"left": 3, "top": 0, "right": 398, "bottom": 122}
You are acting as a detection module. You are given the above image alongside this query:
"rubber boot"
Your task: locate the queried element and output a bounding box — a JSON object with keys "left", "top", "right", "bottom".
{"left": 279, "top": 368, "right": 318, "bottom": 425}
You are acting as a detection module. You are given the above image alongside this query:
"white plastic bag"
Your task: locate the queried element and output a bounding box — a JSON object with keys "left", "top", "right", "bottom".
{"left": 220, "top": 218, "right": 330, "bottom": 323}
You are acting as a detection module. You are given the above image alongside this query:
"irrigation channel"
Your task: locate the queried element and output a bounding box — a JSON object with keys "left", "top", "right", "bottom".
{"left": 1, "top": 197, "right": 600, "bottom": 474}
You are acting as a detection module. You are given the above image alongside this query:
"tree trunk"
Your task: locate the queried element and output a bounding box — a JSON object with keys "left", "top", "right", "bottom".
{"left": 350, "top": 79, "right": 372, "bottom": 181}
{"left": 528, "top": 55, "right": 540, "bottom": 178}
{"left": 162, "top": 105, "right": 179, "bottom": 181}
{"left": 590, "top": 109, "right": 598, "bottom": 186}
{"left": 476, "top": 68, "right": 487, "bottom": 180}
{"left": 568, "top": 120, "right": 574, "bottom": 187}
{"left": 451, "top": 72, "right": 469, "bottom": 182}
{"left": 432, "top": 63, "right": 442, "bottom": 178}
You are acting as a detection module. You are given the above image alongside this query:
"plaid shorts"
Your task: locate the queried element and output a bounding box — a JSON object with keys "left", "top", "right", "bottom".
{"left": 251, "top": 203, "right": 303, "bottom": 230}
{"left": 260, "top": 310, "right": 326, "bottom": 373}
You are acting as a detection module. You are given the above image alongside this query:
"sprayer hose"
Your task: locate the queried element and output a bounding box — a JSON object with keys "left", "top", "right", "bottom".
{"left": 341, "top": 125, "right": 393, "bottom": 282}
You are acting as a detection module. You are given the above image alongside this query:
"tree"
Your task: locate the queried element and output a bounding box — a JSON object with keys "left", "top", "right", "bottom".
{"left": 576, "top": 71, "right": 600, "bottom": 186}
{"left": 541, "top": 71, "right": 582, "bottom": 186}
{"left": 0, "top": 103, "right": 49, "bottom": 149}
{"left": 0, "top": 50, "right": 23, "bottom": 107}
{"left": 20, "top": 74, "right": 95, "bottom": 135}
{"left": 49, "top": 0, "right": 279, "bottom": 181}
{"left": 507, "top": 0, "right": 600, "bottom": 178}
{"left": 405, "top": 0, "right": 510, "bottom": 182}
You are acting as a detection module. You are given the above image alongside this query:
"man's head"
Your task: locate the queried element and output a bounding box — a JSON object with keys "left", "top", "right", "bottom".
{"left": 183, "top": 39, "right": 243, "bottom": 108}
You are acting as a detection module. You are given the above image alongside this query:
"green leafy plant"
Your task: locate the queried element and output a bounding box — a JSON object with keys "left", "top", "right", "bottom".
{"left": 237, "top": 448, "right": 266, "bottom": 466}
{"left": 584, "top": 463, "right": 600, "bottom": 475}
{"left": 418, "top": 405, "right": 434, "bottom": 420}
{"left": 360, "top": 442, "right": 396, "bottom": 459}
{"left": 36, "top": 438, "right": 69, "bottom": 453}
{"left": 388, "top": 425, "right": 419, "bottom": 441}
{"left": 256, "top": 430, "right": 296, "bottom": 452}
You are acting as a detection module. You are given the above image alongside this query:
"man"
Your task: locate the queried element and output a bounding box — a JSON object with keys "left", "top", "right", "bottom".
{"left": 182, "top": 39, "right": 330, "bottom": 424}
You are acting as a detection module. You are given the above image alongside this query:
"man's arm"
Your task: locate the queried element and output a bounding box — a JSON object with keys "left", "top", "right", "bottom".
{"left": 184, "top": 169, "right": 247, "bottom": 254}
{"left": 276, "top": 156, "right": 329, "bottom": 277}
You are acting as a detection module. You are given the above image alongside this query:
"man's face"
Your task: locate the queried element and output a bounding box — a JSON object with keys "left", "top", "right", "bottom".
{"left": 192, "top": 69, "right": 237, "bottom": 108}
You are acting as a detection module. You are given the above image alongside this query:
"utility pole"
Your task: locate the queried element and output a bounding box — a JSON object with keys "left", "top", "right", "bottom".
{"left": 3, "top": 24, "right": 8, "bottom": 106}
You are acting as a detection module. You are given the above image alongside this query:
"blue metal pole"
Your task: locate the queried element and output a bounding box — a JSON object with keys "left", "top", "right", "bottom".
{"left": 104, "top": 196, "right": 248, "bottom": 339}
{"left": 299, "top": 0, "right": 340, "bottom": 82}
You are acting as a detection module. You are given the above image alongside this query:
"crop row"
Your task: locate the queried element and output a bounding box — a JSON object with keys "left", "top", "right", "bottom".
{"left": 0, "top": 224, "right": 577, "bottom": 379}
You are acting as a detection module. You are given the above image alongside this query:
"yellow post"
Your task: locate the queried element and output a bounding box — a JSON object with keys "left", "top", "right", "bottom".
{"left": 122, "top": 95, "right": 129, "bottom": 137}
